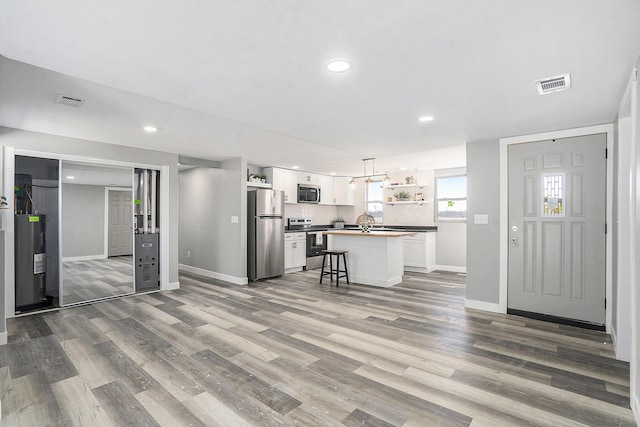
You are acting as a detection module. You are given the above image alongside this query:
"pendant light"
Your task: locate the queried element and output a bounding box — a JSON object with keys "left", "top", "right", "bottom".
{"left": 348, "top": 158, "right": 390, "bottom": 184}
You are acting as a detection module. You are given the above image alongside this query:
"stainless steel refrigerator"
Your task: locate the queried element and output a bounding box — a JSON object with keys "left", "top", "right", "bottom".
{"left": 248, "top": 189, "right": 284, "bottom": 280}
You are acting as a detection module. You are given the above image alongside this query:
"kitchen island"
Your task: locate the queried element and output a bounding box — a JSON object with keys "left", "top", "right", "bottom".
{"left": 323, "top": 229, "right": 417, "bottom": 287}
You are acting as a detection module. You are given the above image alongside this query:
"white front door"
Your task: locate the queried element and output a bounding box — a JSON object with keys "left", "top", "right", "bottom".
{"left": 507, "top": 134, "right": 606, "bottom": 325}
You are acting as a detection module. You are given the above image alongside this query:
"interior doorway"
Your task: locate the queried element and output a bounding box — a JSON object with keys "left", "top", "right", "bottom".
{"left": 107, "top": 189, "right": 133, "bottom": 257}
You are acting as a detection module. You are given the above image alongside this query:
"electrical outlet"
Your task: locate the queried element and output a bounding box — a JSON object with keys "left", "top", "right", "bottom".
{"left": 187, "top": 251, "right": 191, "bottom": 258}
{"left": 231, "top": 216, "right": 239, "bottom": 223}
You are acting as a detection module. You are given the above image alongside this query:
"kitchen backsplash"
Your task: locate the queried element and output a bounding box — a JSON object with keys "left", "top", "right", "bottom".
{"left": 284, "top": 204, "right": 356, "bottom": 225}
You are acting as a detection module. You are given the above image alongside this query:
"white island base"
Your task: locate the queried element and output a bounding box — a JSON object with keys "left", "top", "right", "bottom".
{"left": 325, "top": 230, "right": 416, "bottom": 288}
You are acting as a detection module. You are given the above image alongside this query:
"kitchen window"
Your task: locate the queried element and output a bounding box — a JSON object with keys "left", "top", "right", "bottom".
{"left": 436, "top": 175, "right": 467, "bottom": 221}
{"left": 366, "top": 181, "right": 384, "bottom": 223}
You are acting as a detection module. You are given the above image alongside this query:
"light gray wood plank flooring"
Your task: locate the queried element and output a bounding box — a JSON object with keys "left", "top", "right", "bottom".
{"left": 62, "top": 256, "right": 134, "bottom": 305}
{"left": 0, "top": 270, "right": 634, "bottom": 426}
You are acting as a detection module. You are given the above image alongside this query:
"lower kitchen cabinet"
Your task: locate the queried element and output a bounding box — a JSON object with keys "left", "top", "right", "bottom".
{"left": 285, "top": 232, "right": 306, "bottom": 272}
{"left": 403, "top": 232, "right": 436, "bottom": 272}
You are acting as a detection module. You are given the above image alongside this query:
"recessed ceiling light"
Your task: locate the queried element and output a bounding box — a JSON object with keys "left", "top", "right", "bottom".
{"left": 330, "top": 172, "right": 336, "bottom": 175}
{"left": 418, "top": 116, "right": 434, "bottom": 122}
{"left": 292, "top": 165, "right": 300, "bottom": 170}
{"left": 326, "top": 60, "right": 351, "bottom": 73}
{"left": 66, "top": 176, "right": 75, "bottom": 180}
{"left": 399, "top": 167, "right": 407, "bottom": 171}
{"left": 143, "top": 126, "right": 158, "bottom": 133}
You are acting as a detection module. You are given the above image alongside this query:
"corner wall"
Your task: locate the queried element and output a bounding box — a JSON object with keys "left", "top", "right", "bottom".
{"left": 178, "top": 158, "right": 248, "bottom": 284}
{"left": 465, "top": 140, "right": 501, "bottom": 308}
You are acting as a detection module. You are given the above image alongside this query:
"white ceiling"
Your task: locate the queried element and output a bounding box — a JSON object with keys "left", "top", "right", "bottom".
{"left": 1, "top": 1, "right": 639, "bottom": 176}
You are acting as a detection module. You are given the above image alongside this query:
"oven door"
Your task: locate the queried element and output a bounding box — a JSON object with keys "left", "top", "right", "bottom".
{"left": 306, "top": 231, "right": 326, "bottom": 257}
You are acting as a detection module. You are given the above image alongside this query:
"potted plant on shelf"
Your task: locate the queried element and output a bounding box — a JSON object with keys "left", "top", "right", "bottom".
{"left": 393, "top": 191, "right": 411, "bottom": 201}
{"left": 248, "top": 174, "right": 267, "bottom": 183}
{"left": 332, "top": 217, "right": 345, "bottom": 229}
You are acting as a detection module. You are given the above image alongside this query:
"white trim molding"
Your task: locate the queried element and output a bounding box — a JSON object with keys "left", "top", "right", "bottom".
{"left": 163, "top": 281, "right": 180, "bottom": 291}
{"left": 499, "top": 124, "right": 615, "bottom": 327}
{"left": 0, "top": 331, "right": 6, "bottom": 346}
{"left": 179, "top": 264, "right": 249, "bottom": 285}
{"left": 61, "top": 254, "right": 107, "bottom": 262}
{"left": 433, "top": 265, "right": 466, "bottom": 273}
{"left": 465, "top": 299, "right": 502, "bottom": 313}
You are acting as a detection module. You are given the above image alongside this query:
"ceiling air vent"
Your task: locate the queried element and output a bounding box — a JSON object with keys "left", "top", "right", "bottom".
{"left": 55, "top": 94, "right": 85, "bottom": 107}
{"left": 535, "top": 73, "right": 571, "bottom": 95}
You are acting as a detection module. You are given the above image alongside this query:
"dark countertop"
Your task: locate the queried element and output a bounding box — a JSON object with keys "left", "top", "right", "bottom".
{"left": 286, "top": 224, "right": 437, "bottom": 232}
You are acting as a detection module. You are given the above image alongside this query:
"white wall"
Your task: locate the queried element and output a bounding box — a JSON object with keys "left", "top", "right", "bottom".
{"left": 179, "top": 159, "right": 248, "bottom": 284}
{"left": 62, "top": 184, "right": 105, "bottom": 258}
{"left": 465, "top": 140, "right": 501, "bottom": 307}
{"left": 629, "top": 58, "right": 640, "bottom": 423}
{"left": 615, "top": 115, "right": 632, "bottom": 362}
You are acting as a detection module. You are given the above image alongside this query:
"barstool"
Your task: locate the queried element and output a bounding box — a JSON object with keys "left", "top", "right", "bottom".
{"left": 319, "top": 250, "right": 349, "bottom": 287}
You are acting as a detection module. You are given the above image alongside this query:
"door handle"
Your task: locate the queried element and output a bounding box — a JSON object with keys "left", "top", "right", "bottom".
{"left": 511, "top": 237, "right": 518, "bottom": 244}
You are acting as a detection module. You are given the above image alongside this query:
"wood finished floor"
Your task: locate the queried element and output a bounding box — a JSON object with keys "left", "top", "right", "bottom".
{"left": 62, "top": 256, "right": 134, "bottom": 305}
{"left": 0, "top": 270, "right": 634, "bottom": 426}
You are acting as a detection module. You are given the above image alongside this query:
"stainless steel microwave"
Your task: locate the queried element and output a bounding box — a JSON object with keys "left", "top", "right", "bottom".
{"left": 298, "top": 184, "right": 321, "bottom": 203}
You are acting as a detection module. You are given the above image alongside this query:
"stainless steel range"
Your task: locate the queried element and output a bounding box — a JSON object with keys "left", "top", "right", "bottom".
{"left": 287, "top": 218, "right": 327, "bottom": 270}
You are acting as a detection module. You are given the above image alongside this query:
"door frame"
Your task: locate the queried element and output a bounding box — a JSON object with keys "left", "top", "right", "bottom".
{"left": 499, "top": 124, "right": 614, "bottom": 333}
{"left": 2, "top": 147, "right": 169, "bottom": 322}
{"left": 104, "top": 186, "right": 135, "bottom": 258}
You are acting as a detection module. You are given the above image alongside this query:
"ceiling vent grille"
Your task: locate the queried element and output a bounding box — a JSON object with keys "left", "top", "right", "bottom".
{"left": 536, "top": 74, "right": 571, "bottom": 95}
{"left": 55, "top": 94, "right": 85, "bottom": 107}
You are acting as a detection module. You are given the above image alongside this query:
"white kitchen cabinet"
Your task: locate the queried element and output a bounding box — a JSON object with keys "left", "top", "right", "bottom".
{"left": 403, "top": 232, "right": 436, "bottom": 272}
{"left": 285, "top": 232, "right": 306, "bottom": 272}
{"left": 265, "top": 167, "right": 298, "bottom": 203}
{"left": 333, "top": 176, "right": 355, "bottom": 205}
{"left": 297, "top": 171, "right": 319, "bottom": 186}
{"left": 317, "top": 174, "right": 334, "bottom": 205}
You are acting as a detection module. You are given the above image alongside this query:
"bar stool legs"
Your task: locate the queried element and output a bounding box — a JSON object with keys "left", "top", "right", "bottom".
{"left": 319, "top": 250, "right": 349, "bottom": 287}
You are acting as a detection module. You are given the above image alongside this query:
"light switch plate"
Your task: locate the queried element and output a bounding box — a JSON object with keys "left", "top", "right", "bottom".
{"left": 474, "top": 214, "right": 489, "bottom": 224}
{"left": 231, "top": 216, "right": 239, "bottom": 223}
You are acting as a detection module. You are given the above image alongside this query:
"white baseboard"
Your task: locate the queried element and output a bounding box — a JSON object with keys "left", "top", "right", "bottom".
{"left": 434, "top": 264, "right": 467, "bottom": 273}
{"left": 465, "top": 298, "right": 504, "bottom": 314}
{"left": 404, "top": 266, "right": 437, "bottom": 273}
{"left": 62, "top": 254, "right": 107, "bottom": 262}
{"left": 634, "top": 394, "right": 640, "bottom": 426}
{"left": 163, "top": 281, "right": 180, "bottom": 291}
{"left": 179, "top": 264, "right": 249, "bottom": 285}
{"left": 350, "top": 275, "right": 402, "bottom": 288}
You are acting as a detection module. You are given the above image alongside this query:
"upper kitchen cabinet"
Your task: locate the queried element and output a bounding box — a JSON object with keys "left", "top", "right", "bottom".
{"left": 265, "top": 167, "right": 298, "bottom": 203}
{"left": 297, "top": 172, "right": 319, "bottom": 186}
{"left": 318, "top": 175, "right": 334, "bottom": 205}
{"left": 333, "top": 176, "right": 355, "bottom": 205}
